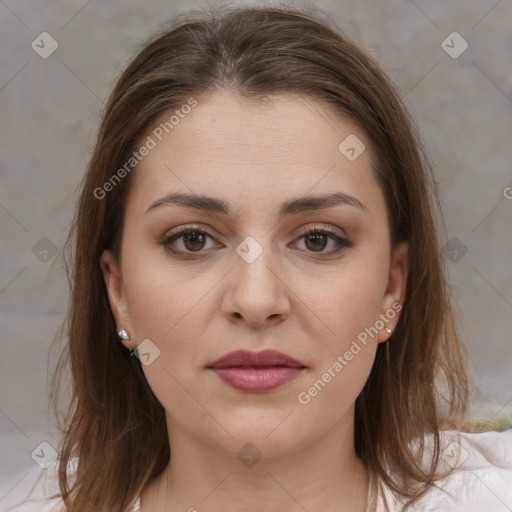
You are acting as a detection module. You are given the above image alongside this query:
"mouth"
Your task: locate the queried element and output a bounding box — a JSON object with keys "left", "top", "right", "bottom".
{"left": 207, "top": 349, "right": 307, "bottom": 392}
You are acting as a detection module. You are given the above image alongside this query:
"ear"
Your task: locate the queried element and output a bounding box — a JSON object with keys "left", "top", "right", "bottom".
{"left": 100, "top": 250, "right": 134, "bottom": 348}
{"left": 377, "top": 241, "right": 409, "bottom": 343}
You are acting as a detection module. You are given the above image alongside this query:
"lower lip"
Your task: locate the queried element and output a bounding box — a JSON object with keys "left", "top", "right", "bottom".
{"left": 209, "top": 366, "right": 305, "bottom": 392}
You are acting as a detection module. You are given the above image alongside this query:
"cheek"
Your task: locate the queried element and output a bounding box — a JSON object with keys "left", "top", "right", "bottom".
{"left": 122, "top": 246, "right": 208, "bottom": 339}
{"left": 298, "top": 343, "right": 376, "bottom": 417}
{"left": 309, "top": 254, "right": 389, "bottom": 356}
{"left": 296, "top": 270, "right": 384, "bottom": 417}
{"left": 121, "top": 259, "right": 213, "bottom": 417}
{"left": 121, "top": 249, "right": 221, "bottom": 383}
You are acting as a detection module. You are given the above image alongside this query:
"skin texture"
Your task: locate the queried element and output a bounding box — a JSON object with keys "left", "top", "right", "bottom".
{"left": 100, "top": 91, "right": 409, "bottom": 512}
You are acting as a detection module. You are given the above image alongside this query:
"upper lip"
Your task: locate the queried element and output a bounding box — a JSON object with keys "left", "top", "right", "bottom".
{"left": 207, "top": 349, "right": 305, "bottom": 369}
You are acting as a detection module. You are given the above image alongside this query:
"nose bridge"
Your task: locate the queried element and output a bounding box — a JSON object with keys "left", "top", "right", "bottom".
{"left": 223, "top": 234, "right": 290, "bottom": 324}
{"left": 234, "top": 234, "right": 281, "bottom": 295}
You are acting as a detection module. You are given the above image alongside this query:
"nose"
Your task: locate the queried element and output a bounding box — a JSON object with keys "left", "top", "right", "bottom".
{"left": 221, "top": 240, "right": 291, "bottom": 329}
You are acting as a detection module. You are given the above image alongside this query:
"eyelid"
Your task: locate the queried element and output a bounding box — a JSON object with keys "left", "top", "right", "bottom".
{"left": 295, "top": 223, "right": 347, "bottom": 239}
{"left": 163, "top": 222, "right": 347, "bottom": 240}
{"left": 163, "top": 223, "right": 215, "bottom": 238}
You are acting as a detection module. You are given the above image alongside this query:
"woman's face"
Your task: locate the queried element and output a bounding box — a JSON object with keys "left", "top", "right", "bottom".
{"left": 101, "top": 91, "right": 408, "bottom": 458}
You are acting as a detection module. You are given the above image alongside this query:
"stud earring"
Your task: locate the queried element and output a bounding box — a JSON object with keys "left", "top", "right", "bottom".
{"left": 118, "top": 329, "right": 130, "bottom": 343}
{"left": 385, "top": 327, "right": 392, "bottom": 334}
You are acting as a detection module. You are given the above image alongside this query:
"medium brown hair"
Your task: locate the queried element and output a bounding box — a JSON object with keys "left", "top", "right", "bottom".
{"left": 49, "top": 4, "right": 471, "bottom": 511}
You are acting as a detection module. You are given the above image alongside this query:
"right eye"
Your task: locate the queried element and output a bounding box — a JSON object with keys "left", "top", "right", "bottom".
{"left": 160, "top": 225, "right": 221, "bottom": 259}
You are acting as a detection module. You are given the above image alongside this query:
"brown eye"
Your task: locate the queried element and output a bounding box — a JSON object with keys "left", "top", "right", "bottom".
{"left": 181, "top": 231, "right": 207, "bottom": 251}
{"left": 304, "top": 232, "right": 329, "bottom": 252}
{"left": 294, "top": 227, "right": 353, "bottom": 256}
{"left": 161, "top": 226, "right": 218, "bottom": 258}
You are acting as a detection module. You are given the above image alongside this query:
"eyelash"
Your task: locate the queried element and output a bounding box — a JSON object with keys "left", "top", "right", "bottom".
{"left": 160, "top": 224, "right": 353, "bottom": 260}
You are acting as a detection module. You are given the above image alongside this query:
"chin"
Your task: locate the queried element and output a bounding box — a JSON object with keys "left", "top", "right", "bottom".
{"left": 206, "top": 414, "right": 315, "bottom": 460}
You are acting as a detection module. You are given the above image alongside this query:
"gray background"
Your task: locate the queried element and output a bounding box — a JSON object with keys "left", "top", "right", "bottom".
{"left": 1, "top": 0, "right": 511, "bottom": 508}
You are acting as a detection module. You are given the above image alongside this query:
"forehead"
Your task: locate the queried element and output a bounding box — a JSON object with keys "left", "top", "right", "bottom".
{"left": 128, "top": 91, "right": 384, "bottom": 218}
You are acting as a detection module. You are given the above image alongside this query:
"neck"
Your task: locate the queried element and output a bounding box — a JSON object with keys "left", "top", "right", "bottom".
{"left": 142, "top": 410, "right": 370, "bottom": 512}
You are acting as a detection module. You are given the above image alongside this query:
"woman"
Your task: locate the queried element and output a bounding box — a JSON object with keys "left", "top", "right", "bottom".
{"left": 19, "top": 4, "right": 512, "bottom": 512}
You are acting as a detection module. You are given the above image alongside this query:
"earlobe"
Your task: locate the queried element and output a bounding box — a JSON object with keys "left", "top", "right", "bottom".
{"left": 100, "top": 250, "right": 132, "bottom": 339}
{"left": 378, "top": 241, "right": 409, "bottom": 343}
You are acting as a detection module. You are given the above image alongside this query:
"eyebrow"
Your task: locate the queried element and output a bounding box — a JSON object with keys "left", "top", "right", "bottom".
{"left": 146, "top": 191, "right": 368, "bottom": 220}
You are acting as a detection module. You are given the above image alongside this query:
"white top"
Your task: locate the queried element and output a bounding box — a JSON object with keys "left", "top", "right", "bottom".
{"left": 6, "top": 429, "right": 512, "bottom": 512}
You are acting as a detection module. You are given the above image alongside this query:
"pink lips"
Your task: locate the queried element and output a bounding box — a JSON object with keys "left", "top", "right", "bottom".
{"left": 207, "top": 349, "right": 306, "bottom": 392}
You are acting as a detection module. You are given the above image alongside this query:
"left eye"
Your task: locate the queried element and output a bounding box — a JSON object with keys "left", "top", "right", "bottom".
{"left": 295, "top": 229, "right": 349, "bottom": 253}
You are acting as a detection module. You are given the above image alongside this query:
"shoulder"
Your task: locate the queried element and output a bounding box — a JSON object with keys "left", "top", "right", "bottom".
{"left": 378, "top": 428, "right": 512, "bottom": 511}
